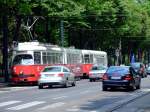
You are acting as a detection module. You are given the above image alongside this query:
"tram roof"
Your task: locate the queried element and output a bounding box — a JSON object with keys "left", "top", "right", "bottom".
{"left": 13, "top": 41, "right": 60, "bottom": 51}
{"left": 81, "top": 50, "right": 107, "bottom": 55}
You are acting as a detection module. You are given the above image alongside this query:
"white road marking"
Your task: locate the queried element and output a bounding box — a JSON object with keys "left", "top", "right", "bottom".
{"left": 52, "top": 96, "right": 67, "bottom": 100}
{"left": 7, "top": 101, "right": 45, "bottom": 110}
{"left": 141, "top": 88, "right": 150, "bottom": 92}
{"left": 80, "top": 90, "right": 91, "bottom": 94}
{"left": 38, "top": 102, "right": 65, "bottom": 110}
{"left": 0, "top": 101, "right": 21, "bottom": 107}
{"left": 66, "top": 108, "right": 80, "bottom": 111}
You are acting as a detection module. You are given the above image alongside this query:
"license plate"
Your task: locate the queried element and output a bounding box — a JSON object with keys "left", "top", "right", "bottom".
{"left": 111, "top": 76, "right": 121, "bottom": 79}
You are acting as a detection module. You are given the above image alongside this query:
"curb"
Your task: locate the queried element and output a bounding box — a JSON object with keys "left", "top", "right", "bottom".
{"left": 0, "top": 83, "right": 9, "bottom": 88}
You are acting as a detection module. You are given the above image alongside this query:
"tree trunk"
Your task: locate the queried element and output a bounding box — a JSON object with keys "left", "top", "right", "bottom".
{"left": 2, "top": 15, "right": 9, "bottom": 82}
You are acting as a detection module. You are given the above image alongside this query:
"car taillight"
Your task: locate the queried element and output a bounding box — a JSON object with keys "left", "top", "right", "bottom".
{"left": 58, "top": 73, "right": 64, "bottom": 77}
{"left": 124, "top": 74, "right": 132, "bottom": 80}
{"left": 102, "top": 73, "right": 108, "bottom": 80}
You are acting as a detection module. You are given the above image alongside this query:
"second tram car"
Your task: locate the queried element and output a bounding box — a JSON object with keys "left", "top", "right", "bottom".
{"left": 10, "top": 41, "right": 107, "bottom": 84}
{"left": 82, "top": 50, "right": 107, "bottom": 78}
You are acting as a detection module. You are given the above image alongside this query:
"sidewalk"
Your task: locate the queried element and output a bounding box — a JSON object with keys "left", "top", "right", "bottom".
{"left": 0, "top": 78, "right": 9, "bottom": 88}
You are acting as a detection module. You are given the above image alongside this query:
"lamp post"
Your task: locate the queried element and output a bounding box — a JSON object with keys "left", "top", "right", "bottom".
{"left": 119, "top": 37, "right": 122, "bottom": 64}
{"left": 60, "top": 19, "right": 64, "bottom": 47}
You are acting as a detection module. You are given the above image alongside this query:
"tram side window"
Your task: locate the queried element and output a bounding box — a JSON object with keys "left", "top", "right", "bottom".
{"left": 67, "top": 54, "right": 71, "bottom": 64}
{"left": 34, "top": 52, "right": 41, "bottom": 64}
{"left": 67, "top": 53, "right": 81, "bottom": 64}
{"left": 42, "top": 52, "right": 47, "bottom": 64}
{"left": 95, "top": 55, "right": 105, "bottom": 65}
{"left": 42, "top": 52, "right": 63, "bottom": 64}
{"left": 55, "top": 53, "right": 63, "bottom": 64}
{"left": 47, "top": 52, "right": 54, "bottom": 64}
{"left": 84, "top": 54, "right": 90, "bottom": 64}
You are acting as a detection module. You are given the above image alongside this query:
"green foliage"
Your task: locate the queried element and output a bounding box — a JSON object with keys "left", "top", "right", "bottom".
{"left": 1, "top": 0, "right": 150, "bottom": 55}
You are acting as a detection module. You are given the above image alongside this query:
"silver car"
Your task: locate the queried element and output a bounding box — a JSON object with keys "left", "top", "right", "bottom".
{"left": 89, "top": 65, "right": 107, "bottom": 82}
{"left": 38, "top": 66, "right": 76, "bottom": 89}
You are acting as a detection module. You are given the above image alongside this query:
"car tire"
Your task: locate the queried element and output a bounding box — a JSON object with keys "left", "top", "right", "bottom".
{"left": 136, "top": 84, "right": 141, "bottom": 89}
{"left": 128, "top": 84, "right": 136, "bottom": 91}
{"left": 72, "top": 81, "right": 76, "bottom": 87}
{"left": 38, "top": 85, "right": 43, "bottom": 89}
{"left": 102, "top": 85, "right": 107, "bottom": 91}
{"left": 64, "top": 80, "right": 69, "bottom": 88}
{"left": 90, "top": 79, "right": 93, "bottom": 82}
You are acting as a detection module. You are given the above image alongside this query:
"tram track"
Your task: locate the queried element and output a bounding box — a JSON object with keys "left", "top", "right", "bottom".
{"left": 102, "top": 89, "right": 150, "bottom": 112}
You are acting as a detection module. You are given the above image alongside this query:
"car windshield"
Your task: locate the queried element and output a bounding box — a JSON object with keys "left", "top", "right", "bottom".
{"left": 107, "top": 66, "right": 129, "bottom": 75}
{"left": 43, "top": 67, "right": 62, "bottom": 72}
{"left": 91, "top": 66, "right": 106, "bottom": 70}
{"left": 12, "top": 54, "right": 33, "bottom": 65}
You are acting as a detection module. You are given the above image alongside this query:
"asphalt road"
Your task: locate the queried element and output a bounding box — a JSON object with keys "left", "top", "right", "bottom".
{"left": 0, "top": 77, "right": 150, "bottom": 112}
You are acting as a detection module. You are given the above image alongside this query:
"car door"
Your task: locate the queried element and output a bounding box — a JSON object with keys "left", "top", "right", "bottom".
{"left": 63, "top": 67, "right": 71, "bottom": 83}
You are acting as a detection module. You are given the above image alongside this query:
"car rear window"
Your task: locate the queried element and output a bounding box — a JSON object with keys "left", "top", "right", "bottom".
{"left": 106, "top": 66, "right": 129, "bottom": 75}
{"left": 91, "top": 66, "right": 106, "bottom": 70}
{"left": 43, "top": 67, "right": 61, "bottom": 72}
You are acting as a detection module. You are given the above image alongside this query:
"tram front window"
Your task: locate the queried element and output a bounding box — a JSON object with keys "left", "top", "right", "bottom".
{"left": 12, "top": 54, "right": 33, "bottom": 65}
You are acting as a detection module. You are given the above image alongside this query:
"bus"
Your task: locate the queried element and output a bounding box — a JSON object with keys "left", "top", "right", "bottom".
{"left": 10, "top": 41, "right": 107, "bottom": 84}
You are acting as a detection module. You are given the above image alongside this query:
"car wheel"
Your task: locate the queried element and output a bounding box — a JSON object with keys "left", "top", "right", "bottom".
{"left": 90, "top": 79, "right": 93, "bottom": 82}
{"left": 102, "top": 85, "right": 107, "bottom": 91}
{"left": 136, "top": 83, "right": 141, "bottom": 89}
{"left": 38, "top": 85, "right": 43, "bottom": 89}
{"left": 72, "top": 81, "right": 76, "bottom": 87}
{"left": 64, "top": 80, "right": 69, "bottom": 88}
{"left": 128, "top": 84, "right": 136, "bottom": 91}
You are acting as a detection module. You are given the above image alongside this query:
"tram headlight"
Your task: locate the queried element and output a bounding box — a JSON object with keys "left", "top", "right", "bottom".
{"left": 13, "top": 67, "right": 16, "bottom": 73}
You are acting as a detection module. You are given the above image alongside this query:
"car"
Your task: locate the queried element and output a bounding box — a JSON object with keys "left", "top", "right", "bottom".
{"left": 102, "top": 66, "right": 141, "bottom": 91}
{"left": 89, "top": 65, "right": 107, "bottom": 82}
{"left": 130, "top": 62, "right": 147, "bottom": 78}
{"left": 38, "top": 65, "right": 76, "bottom": 89}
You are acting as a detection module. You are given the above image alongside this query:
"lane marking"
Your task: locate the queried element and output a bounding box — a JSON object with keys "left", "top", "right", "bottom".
{"left": 38, "top": 102, "right": 65, "bottom": 110}
{"left": 66, "top": 108, "right": 80, "bottom": 111}
{"left": 7, "top": 101, "right": 45, "bottom": 110}
{"left": 0, "top": 101, "right": 21, "bottom": 107}
{"left": 141, "top": 88, "right": 150, "bottom": 92}
{"left": 80, "top": 90, "right": 91, "bottom": 94}
{"left": 52, "top": 96, "right": 67, "bottom": 100}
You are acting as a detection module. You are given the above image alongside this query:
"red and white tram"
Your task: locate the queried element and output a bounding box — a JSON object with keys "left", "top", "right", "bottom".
{"left": 81, "top": 50, "right": 107, "bottom": 78}
{"left": 10, "top": 41, "right": 107, "bottom": 84}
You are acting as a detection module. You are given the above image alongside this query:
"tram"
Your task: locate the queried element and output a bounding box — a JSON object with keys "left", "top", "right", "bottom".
{"left": 10, "top": 41, "right": 107, "bottom": 84}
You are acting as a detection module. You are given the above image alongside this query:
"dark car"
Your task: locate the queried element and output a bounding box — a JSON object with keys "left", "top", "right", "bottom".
{"left": 130, "top": 62, "right": 147, "bottom": 78}
{"left": 102, "top": 66, "right": 141, "bottom": 91}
